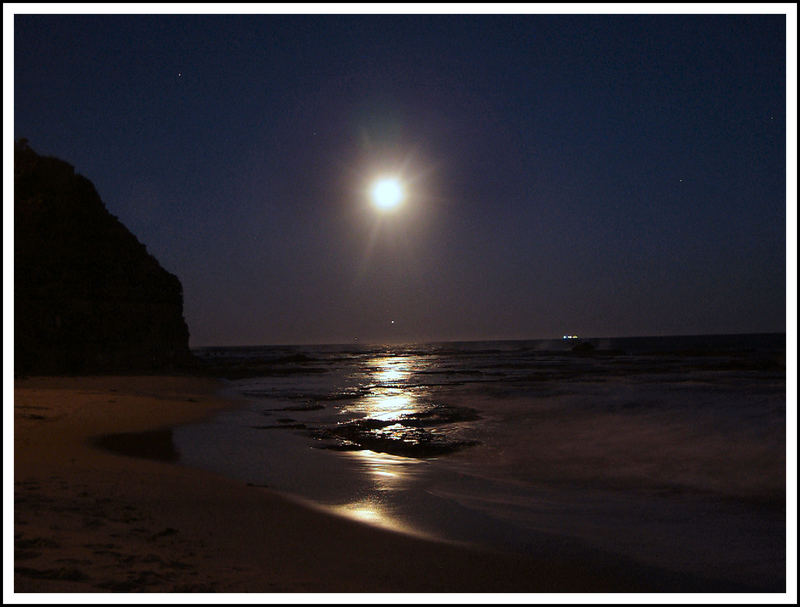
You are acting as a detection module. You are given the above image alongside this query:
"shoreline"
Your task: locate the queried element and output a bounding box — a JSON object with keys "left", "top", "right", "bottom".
{"left": 13, "top": 375, "right": 732, "bottom": 593}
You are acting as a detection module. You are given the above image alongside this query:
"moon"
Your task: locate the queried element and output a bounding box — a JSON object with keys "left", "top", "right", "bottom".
{"left": 370, "top": 177, "right": 404, "bottom": 211}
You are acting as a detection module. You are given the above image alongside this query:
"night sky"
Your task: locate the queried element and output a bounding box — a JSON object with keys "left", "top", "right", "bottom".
{"left": 13, "top": 12, "right": 787, "bottom": 346}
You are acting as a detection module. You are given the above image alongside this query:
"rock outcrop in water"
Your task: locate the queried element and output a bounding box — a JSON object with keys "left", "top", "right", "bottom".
{"left": 14, "top": 140, "right": 192, "bottom": 374}
{"left": 307, "top": 403, "right": 482, "bottom": 458}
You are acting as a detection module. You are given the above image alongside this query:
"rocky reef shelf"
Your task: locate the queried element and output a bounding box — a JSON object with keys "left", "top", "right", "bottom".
{"left": 307, "top": 403, "right": 482, "bottom": 458}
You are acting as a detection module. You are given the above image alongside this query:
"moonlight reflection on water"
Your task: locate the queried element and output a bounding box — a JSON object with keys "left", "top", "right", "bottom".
{"left": 178, "top": 336, "right": 785, "bottom": 591}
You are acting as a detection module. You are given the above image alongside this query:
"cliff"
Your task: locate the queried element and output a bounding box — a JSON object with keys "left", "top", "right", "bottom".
{"left": 14, "top": 140, "right": 193, "bottom": 374}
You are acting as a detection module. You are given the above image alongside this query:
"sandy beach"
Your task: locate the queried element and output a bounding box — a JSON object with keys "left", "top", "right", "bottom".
{"left": 13, "top": 375, "right": 693, "bottom": 594}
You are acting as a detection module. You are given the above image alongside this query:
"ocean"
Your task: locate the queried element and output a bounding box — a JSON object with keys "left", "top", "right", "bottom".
{"left": 175, "top": 333, "right": 786, "bottom": 591}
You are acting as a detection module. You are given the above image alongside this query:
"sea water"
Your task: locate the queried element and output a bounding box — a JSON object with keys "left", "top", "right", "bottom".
{"left": 174, "top": 334, "right": 786, "bottom": 591}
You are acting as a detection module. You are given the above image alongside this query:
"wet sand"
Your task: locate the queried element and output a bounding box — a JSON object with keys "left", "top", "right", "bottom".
{"left": 13, "top": 375, "right": 695, "bottom": 594}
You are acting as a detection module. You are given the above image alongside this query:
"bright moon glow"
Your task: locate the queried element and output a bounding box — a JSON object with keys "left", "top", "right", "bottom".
{"left": 371, "top": 178, "right": 403, "bottom": 210}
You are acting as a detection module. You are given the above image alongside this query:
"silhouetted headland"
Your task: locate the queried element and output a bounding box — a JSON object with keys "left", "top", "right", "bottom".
{"left": 14, "top": 140, "right": 193, "bottom": 375}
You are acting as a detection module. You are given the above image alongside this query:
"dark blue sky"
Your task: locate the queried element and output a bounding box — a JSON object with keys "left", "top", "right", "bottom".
{"left": 14, "top": 13, "right": 787, "bottom": 346}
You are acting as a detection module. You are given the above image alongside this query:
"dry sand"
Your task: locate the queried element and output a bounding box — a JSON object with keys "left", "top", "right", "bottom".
{"left": 12, "top": 375, "right": 655, "bottom": 594}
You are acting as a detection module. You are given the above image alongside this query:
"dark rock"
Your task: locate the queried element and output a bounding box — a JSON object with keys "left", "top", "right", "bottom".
{"left": 316, "top": 442, "right": 363, "bottom": 452}
{"left": 306, "top": 402, "right": 482, "bottom": 458}
{"left": 198, "top": 362, "right": 329, "bottom": 379}
{"left": 399, "top": 403, "right": 482, "bottom": 426}
{"left": 265, "top": 403, "right": 325, "bottom": 412}
{"left": 316, "top": 389, "right": 370, "bottom": 401}
{"left": 14, "top": 140, "right": 193, "bottom": 374}
{"left": 312, "top": 428, "right": 480, "bottom": 457}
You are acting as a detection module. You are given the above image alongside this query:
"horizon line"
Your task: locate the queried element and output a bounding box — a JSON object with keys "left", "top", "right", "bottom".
{"left": 189, "top": 330, "right": 787, "bottom": 350}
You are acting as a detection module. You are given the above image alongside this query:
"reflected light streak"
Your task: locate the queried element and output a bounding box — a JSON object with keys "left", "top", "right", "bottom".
{"left": 334, "top": 493, "right": 439, "bottom": 541}
{"left": 335, "top": 497, "right": 398, "bottom": 532}
{"left": 328, "top": 351, "right": 443, "bottom": 540}
{"left": 350, "top": 507, "right": 382, "bottom": 522}
{"left": 349, "top": 448, "right": 423, "bottom": 487}
{"left": 372, "top": 355, "right": 412, "bottom": 384}
{"left": 362, "top": 392, "right": 416, "bottom": 420}
{"left": 342, "top": 353, "right": 428, "bottom": 487}
{"left": 378, "top": 367, "right": 405, "bottom": 383}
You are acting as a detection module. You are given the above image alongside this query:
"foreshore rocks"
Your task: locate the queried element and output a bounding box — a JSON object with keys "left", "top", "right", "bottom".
{"left": 14, "top": 140, "right": 193, "bottom": 374}
{"left": 307, "top": 403, "right": 482, "bottom": 458}
{"left": 194, "top": 353, "right": 328, "bottom": 379}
